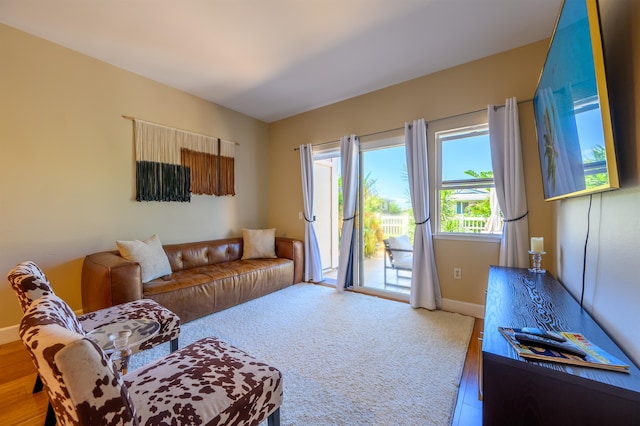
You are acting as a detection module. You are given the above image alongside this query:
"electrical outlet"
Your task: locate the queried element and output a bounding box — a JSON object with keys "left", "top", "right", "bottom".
{"left": 453, "top": 267, "right": 462, "bottom": 280}
{"left": 298, "top": 212, "right": 303, "bottom": 220}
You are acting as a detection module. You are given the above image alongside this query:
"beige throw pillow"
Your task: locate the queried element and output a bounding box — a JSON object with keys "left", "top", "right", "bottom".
{"left": 116, "top": 234, "right": 172, "bottom": 283}
{"left": 242, "top": 228, "right": 277, "bottom": 259}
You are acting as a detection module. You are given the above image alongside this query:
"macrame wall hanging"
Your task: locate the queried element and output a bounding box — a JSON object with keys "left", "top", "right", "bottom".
{"left": 129, "top": 118, "right": 236, "bottom": 202}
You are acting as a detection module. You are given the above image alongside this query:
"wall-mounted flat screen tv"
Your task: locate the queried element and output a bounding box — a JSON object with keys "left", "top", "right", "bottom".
{"left": 533, "top": 0, "right": 619, "bottom": 201}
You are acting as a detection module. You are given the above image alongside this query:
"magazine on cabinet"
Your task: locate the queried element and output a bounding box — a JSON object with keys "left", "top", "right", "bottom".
{"left": 499, "top": 327, "right": 630, "bottom": 373}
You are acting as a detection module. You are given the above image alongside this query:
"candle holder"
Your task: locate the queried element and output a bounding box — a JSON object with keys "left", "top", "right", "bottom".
{"left": 528, "top": 251, "right": 546, "bottom": 274}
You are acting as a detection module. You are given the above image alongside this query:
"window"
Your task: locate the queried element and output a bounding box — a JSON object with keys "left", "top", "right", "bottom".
{"left": 435, "top": 123, "right": 502, "bottom": 235}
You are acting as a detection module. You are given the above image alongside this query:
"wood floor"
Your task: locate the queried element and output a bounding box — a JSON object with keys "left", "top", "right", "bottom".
{"left": 0, "top": 319, "right": 483, "bottom": 425}
{"left": 451, "top": 318, "right": 484, "bottom": 426}
{"left": 0, "top": 340, "right": 48, "bottom": 425}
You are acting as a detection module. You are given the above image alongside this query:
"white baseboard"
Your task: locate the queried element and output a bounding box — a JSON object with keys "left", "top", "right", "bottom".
{"left": 441, "top": 298, "right": 485, "bottom": 319}
{"left": 0, "top": 324, "right": 19, "bottom": 345}
{"left": 0, "top": 308, "right": 84, "bottom": 346}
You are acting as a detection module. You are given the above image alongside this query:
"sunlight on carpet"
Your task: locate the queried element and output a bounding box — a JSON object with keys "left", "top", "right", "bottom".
{"left": 129, "top": 283, "right": 474, "bottom": 426}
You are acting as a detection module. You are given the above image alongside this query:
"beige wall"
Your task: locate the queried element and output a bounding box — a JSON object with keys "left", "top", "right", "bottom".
{"left": 0, "top": 24, "right": 270, "bottom": 332}
{"left": 556, "top": 0, "right": 640, "bottom": 366}
{"left": 269, "top": 40, "right": 555, "bottom": 307}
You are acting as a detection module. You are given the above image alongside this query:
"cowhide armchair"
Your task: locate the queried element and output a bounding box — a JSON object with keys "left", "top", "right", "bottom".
{"left": 8, "top": 261, "right": 181, "bottom": 354}
{"left": 20, "top": 294, "right": 283, "bottom": 426}
{"left": 8, "top": 261, "right": 181, "bottom": 425}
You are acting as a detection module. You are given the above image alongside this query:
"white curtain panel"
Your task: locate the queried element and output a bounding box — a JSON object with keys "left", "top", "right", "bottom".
{"left": 488, "top": 97, "right": 530, "bottom": 268}
{"left": 299, "top": 144, "right": 324, "bottom": 282}
{"left": 405, "top": 119, "right": 441, "bottom": 310}
{"left": 336, "top": 135, "right": 359, "bottom": 292}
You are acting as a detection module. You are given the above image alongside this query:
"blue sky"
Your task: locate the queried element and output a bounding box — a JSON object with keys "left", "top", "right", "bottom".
{"left": 363, "top": 146, "right": 410, "bottom": 208}
{"left": 441, "top": 135, "right": 492, "bottom": 180}
{"left": 575, "top": 108, "right": 605, "bottom": 159}
{"left": 362, "top": 138, "right": 492, "bottom": 208}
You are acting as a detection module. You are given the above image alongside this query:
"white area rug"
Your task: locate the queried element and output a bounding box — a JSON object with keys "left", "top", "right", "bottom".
{"left": 129, "top": 283, "right": 474, "bottom": 426}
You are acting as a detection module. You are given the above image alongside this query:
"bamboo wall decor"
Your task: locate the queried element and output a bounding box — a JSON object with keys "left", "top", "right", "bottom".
{"left": 130, "top": 118, "right": 236, "bottom": 202}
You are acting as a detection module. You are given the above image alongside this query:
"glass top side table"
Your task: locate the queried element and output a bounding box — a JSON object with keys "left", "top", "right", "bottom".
{"left": 86, "top": 318, "right": 161, "bottom": 353}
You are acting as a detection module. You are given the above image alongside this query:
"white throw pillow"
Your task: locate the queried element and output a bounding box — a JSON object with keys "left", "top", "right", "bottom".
{"left": 116, "top": 234, "right": 172, "bottom": 283}
{"left": 388, "top": 235, "right": 412, "bottom": 251}
{"left": 242, "top": 228, "right": 277, "bottom": 259}
{"left": 388, "top": 235, "right": 413, "bottom": 262}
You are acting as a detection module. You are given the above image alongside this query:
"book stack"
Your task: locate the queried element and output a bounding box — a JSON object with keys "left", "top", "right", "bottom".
{"left": 499, "top": 327, "right": 630, "bottom": 373}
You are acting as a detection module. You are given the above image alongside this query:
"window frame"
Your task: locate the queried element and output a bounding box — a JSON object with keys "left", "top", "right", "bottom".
{"left": 429, "top": 111, "right": 502, "bottom": 241}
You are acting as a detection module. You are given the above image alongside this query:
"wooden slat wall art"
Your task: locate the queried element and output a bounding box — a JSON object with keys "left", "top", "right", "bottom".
{"left": 133, "top": 119, "right": 236, "bottom": 201}
{"left": 181, "top": 149, "right": 217, "bottom": 195}
{"left": 219, "top": 137, "right": 236, "bottom": 196}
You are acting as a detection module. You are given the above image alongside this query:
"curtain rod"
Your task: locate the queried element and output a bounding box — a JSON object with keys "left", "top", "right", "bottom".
{"left": 292, "top": 98, "right": 533, "bottom": 151}
{"left": 122, "top": 115, "right": 240, "bottom": 145}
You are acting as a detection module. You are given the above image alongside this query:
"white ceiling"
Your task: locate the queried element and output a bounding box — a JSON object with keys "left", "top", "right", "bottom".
{"left": 0, "top": 0, "right": 562, "bottom": 123}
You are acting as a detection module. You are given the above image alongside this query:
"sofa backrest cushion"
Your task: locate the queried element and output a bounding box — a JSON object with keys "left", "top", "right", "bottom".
{"left": 163, "top": 238, "right": 243, "bottom": 272}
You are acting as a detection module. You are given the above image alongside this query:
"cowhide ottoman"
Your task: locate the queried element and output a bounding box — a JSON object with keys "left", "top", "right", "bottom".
{"left": 124, "top": 337, "right": 283, "bottom": 425}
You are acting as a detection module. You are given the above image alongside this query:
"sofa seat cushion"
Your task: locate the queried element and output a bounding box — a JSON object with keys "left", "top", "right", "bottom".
{"left": 210, "top": 257, "right": 291, "bottom": 278}
{"left": 143, "top": 258, "right": 294, "bottom": 296}
{"left": 142, "top": 258, "right": 294, "bottom": 323}
{"left": 143, "top": 266, "right": 237, "bottom": 296}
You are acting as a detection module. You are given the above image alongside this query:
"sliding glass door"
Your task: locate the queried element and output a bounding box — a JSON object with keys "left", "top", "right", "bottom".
{"left": 313, "top": 132, "right": 411, "bottom": 298}
{"left": 358, "top": 142, "right": 411, "bottom": 296}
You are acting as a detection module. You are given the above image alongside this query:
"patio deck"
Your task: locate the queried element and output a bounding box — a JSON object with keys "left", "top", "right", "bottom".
{"left": 322, "top": 248, "right": 411, "bottom": 296}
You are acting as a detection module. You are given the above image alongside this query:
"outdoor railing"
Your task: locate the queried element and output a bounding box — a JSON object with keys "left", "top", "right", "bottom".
{"left": 381, "top": 214, "right": 410, "bottom": 237}
{"left": 460, "top": 216, "right": 487, "bottom": 233}
{"left": 381, "top": 213, "right": 501, "bottom": 235}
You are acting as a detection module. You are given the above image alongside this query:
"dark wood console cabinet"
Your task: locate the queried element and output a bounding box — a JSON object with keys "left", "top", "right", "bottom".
{"left": 482, "top": 266, "right": 640, "bottom": 425}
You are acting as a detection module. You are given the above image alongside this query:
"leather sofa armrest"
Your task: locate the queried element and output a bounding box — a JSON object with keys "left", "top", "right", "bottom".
{"left": 275, "top": 237, "right": 304, "bottom": 284}
{"left": 81, "top": 251, "right": 144, "bottom": 313}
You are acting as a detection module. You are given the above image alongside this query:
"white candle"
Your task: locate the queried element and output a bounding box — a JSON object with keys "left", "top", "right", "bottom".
{"left": 530, "top": 237, "right": 544, "bottom": 253}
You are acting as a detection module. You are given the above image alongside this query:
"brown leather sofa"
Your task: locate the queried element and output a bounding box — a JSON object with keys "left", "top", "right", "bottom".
{"left": 81, "top": 237, "right": 303, "bottom": 323}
